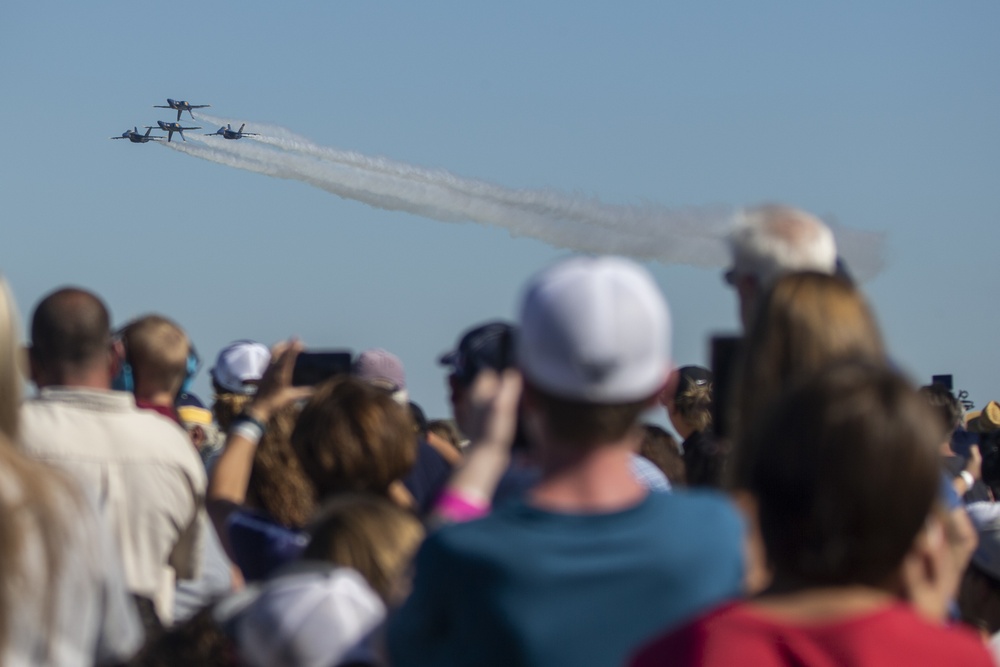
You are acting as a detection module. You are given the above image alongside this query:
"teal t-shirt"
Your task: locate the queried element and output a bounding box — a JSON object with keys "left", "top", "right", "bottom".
{"left": 389, "top": 490, "right": 744, "bottom": 667}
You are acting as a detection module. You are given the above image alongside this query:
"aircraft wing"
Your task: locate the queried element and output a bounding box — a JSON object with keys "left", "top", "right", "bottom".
{"left": 109, "top": 136, "right": 127, "bottom": 139}
{"left": 190, "top": 105, "right": 211, "bottom": 109}
{"left": 180, "top": 126, "right": 202, "bottom": 131}
{"left": 242, "top": 133, "right": 261, "bottom": 137}
{"left": 153, "top": 105, "right": 171, "bottom": 108}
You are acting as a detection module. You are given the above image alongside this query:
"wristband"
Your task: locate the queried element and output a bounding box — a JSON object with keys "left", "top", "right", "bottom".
{"left": 434, "top": 489, "right": 491, "bottom": 523}
{"left": 960, "top": 470, "right": 975, "bottom": 489}
{"left": 231, "top": 413, "right": 266, "bottom": 445}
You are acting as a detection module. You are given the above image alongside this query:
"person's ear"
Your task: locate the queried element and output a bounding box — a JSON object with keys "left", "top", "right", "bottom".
{"left": 190, "top": 425, "right": 206, "bottom": 450}
{"left": 658, "top": 368, "right": 679, "bottom": 408}
{"left": 899, "top": 514, "right": 953, "bottom": 622}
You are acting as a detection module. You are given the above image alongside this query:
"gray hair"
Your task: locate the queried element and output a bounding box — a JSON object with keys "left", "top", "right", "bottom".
{"left": 728, "top": 204, "right": 837, "bottom": 288}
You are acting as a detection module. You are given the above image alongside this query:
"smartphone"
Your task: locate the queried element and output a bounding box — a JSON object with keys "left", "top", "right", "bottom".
{"left": 292, "top": 351, "right": 353, "bottom": 387}
{"left": 709, "top": 334, "right": 744, "bottom": 441}
{"left": 931, "top": 374, "right": 954, "bottom": 391}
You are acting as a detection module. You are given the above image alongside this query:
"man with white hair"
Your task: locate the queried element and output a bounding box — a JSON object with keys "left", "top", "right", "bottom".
{"left": 389, "top": 256, "right": 744, "bottom": 667}
{"left": 725, "top": 204, "right": 837, "bottom": 328}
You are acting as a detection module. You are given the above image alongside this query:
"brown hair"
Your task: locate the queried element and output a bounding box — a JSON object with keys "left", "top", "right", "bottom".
{"left": 245, "top": 404, "right": 315, "bottom": 527}
{"left": 0, "top": 279, "right": 21, "bottom": 442}
{"left": 291, "top": 377, "right": 417, "bottom": 499}
{"left": 917, "top": 384, "right": 962, "bottom": 442}
{"left": 737, "top": 364, "right": 940, "bottom": 588}
{"left": 121, "top": 314, "right": 190, "bottom": 396}
{"left": 427, "top": 419, "right": 462, "bottom": 451}
{"left": 639, "top": 424, "right": 685, "bottom": 486}
{"left": 304, "top": 494, "right": 424, "bottom": 602}
{"left": 211, "top": 392, "right": 253, "bottom": 432}
{"left": 734, "top": 272, "right": 885, "bottom": 441}
{"left": 130, "top": 604, "right": 237, "bottom": 667}
{"left": 673, "top": 381, "right": 712, "bottom": 433}
{"left": 528, "top": 382, "right": 649, "bottom": 446}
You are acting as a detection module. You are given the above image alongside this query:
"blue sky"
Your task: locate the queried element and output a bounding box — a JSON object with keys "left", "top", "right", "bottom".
{"left": 2, "top": 1, "right": 999, "bottom": 421}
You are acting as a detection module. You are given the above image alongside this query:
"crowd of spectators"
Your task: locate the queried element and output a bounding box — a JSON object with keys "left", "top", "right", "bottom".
{"left": 2, "top": 203, "right": 999, "bottom": 665}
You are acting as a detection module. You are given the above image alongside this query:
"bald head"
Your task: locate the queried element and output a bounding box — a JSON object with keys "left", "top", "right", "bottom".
{"left": 30, "top": 287, "right": 113, "bottom": 386}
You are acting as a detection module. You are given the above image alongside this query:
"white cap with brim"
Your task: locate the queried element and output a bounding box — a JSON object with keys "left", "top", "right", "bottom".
{"left": 235, "top": 564, "right": 385, "bottom": 667}
{"left": 210, "top": 340, "right": 271, "bottom": 395}
{"left": 518, "top": 256, "right": 671, "bottom": 403}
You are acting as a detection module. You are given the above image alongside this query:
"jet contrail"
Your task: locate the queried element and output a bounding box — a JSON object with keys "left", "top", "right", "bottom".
{"left": 170, "top": 114, "right": 884, "bottom": 279}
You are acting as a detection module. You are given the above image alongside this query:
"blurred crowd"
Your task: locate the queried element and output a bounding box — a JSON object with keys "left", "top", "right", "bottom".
{"left": 3, "top": 203, "right": 999, "bottom": 666}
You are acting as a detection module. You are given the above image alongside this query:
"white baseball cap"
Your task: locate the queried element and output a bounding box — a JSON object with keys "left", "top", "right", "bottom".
{"left": 517, "top": 256, "right": 671, "bottom": 402}
{"left": 235, "top": 565, "right": 386, "bottom": 667}
{"left": 210, "top": 340, "right": 271, "bottom": 395}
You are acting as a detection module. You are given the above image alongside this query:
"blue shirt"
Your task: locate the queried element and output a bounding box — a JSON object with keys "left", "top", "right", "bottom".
{"left": 388, "top": 490, "right": 744, "bottom": 667}
{"left": 227, "top": 509, "right": 309, "bottom": 582}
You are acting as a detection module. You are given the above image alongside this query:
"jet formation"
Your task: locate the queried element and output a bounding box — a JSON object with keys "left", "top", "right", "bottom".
{"left": 112, "top": 98, "right": 260, "bottom": 144}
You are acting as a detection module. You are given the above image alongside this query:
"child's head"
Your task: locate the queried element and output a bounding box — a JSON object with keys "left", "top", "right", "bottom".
{"left": 304, "top": 494, "right": 425, "bottom": 604}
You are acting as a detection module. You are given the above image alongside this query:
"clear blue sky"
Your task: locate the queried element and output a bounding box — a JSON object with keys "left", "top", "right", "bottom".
{"left": 2, "top": 1, "right": 998, "bottom": 421}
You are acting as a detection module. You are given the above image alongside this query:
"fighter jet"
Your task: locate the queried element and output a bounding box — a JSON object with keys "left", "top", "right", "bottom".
{"left": 205, "top": 123, "right": 259, "bottom": 140}
{"left": 147, "top": 120, "right": 201, "bottom": 142}
{"left": 153, "top": 98, "right": 211, "bottom": 121}
{"left": 110, "top": 127, "right": 163, "bottom": 143}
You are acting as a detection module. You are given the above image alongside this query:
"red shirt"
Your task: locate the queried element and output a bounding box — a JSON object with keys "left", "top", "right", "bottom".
{"left": 629, "top": 601, "right": 993, "bottom": 667}
{"left": 135, "top": 399, "right": 182, "bottom": 426}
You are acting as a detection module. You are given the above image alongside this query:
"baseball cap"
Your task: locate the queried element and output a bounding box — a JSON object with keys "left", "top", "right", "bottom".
{"left": 175, "top": 392, "right": 212, "bottom": 425}
{"left": 517, "top": 256, "right": 671, "bottom": 402}
{"left": 674, "top": 366, "right": 713, "bottom": 400}
{"left": 234, "top": 564, "right": 385, "bottom": 667}
{"left": 210, "top": 340, "right": 271, "bottom": 395}
{"left": 353, "top": 348, "right": 408, "bottom": 404}
{"left": 438, "top": 321, "right": 517, "bottom": 386}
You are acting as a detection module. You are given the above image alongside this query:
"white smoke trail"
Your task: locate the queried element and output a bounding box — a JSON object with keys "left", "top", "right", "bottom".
{"left": 177, "top": 114, "right": 884, "bottom": 279}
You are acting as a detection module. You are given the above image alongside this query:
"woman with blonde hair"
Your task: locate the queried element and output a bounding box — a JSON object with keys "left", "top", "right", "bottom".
{"left": 726, "top": 271, "right": 888, "bottom": 594}
{"left": 732, "top": 271, "right": 886, "bottom": 451}
{"left": 0, "top": 277, "right": 141, "bottom": 664}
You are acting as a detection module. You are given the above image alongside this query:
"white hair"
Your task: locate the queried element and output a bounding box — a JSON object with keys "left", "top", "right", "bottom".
{"left": 727, "top": 204, "right": 837, "bottom": 288}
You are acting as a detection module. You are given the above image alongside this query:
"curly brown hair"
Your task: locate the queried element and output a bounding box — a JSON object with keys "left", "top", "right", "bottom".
{"left": 291, "top": 377, "right": 417, "bottom": 499}
{"left": 245, "top": 404, "right": 315, "bottom": 527}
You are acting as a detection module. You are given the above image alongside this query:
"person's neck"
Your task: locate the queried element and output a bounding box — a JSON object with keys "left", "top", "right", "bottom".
{"left": 38, "top": 370, "right": 111, "bottom": 392}
{"left": 751, "top": 579, "right": 896, "bottom": 622}
{"left": 134, "top": 389, "right": 177, "bottom": 409}
{"left": 528, "top": 435, "right": 646, "bottom": 513}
